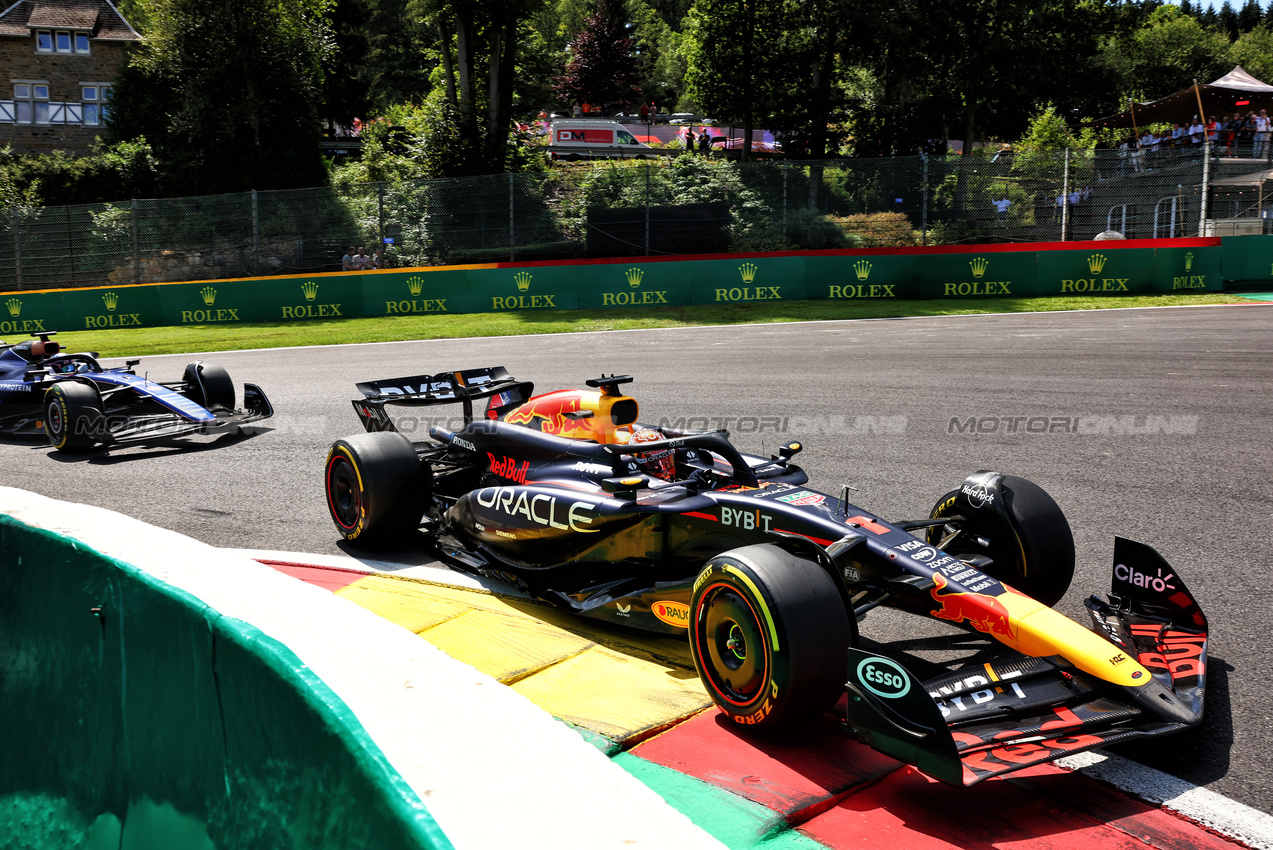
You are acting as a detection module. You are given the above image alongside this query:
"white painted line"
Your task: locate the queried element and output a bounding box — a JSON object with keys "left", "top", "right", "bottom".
{"left": 97, "top": 301, "right": 1261, "bottom": 361}
{"left": 1059, "top": 752, "right": 1273, "bottom": 850}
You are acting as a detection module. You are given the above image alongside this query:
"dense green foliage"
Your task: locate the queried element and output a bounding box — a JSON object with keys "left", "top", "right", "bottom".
{"left": 7, "top": 0, "right": 1273, "bottom": 210}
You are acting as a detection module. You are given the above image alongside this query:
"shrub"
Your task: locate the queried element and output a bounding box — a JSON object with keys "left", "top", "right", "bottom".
{"left": 833, "top": 212, "right": 920, "bottom": 247}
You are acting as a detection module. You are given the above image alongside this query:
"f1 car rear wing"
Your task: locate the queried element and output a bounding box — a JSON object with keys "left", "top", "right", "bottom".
{"left": 352, "top": 366, "right": 532, "bottom": 432}
{"left": 844, "top": 537, "right": 1207, "bottom": 786}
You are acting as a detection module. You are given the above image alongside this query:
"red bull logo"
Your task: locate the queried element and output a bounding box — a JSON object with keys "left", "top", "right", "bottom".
{"left": 502, "top": 391, "right": 589, "bottom": 437}
{"left": 930, "top": 573, "right": 1017, "bottom": 640}
{"left": 487, "top": 453, "right": 529, "bottom": 484}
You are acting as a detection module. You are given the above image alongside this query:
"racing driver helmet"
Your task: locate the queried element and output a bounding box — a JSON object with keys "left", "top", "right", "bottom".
{"left": 629, "top": 427, "right": 676, "bottom": 480}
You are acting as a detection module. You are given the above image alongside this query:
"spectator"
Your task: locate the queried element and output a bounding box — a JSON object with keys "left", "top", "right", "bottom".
{"left": 684, "top": 125, "right": 695, "bottom": 149}
{"left": 698, "top": 130, "right": 712, "bottom": 153}
{"left": 992, "top": 197, "right": 1011, "bottom": 221}
{"left": 354, "top": 246, "right": 370, "bottom": 270}
{"left": 572, "top": 103, "right": 582, "bottom": 117}
{"left": 341, "top": 246, "right": 356, "bottom": 271}
{"left": 371, "top": 245, "right": 385, "bottom": 269}
{"left": 1240, "top": 112, "right": 1257, "bottom": 155}
{"left": 1224, "top": 113, "right": 1242, "bottom": 155}
{"left": 1256, "top": 110, "right": 1270, "bottom": 159}
{"left": 639, "top": 102, "right": 649, "bottom": 121}
{"left": 1206, "top": 115, "right": 1219, "bottom": 150}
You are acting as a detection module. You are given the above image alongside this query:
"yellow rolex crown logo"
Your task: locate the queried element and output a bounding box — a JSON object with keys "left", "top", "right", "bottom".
{"left": 625, "top": 267, "right": 643, "bottom": 288}
{"left": 301, "top": 281, "right": 319, "bottom": 301}
{"left": 102, "top": 291, "right": 119, "bottom": 311}
{"left": 200, "top": 286, "right": 217, "bottom": 306}
{"left": 854, "top": 260, "right": 872, "bottom": 281}
{"left": 407, "top": 276, "right": 424, "bottom": 296}
{"left": 739, "top": 262, "right": 757, "bottom": 284}
{"left": 5, "top": 298, "right": 20, "bottom": 318}
{"left": 1086, "top": 254, "right": 1107, "bottom": 274}
{"left": 515, "top": 271, "right": 532, "bottom": 292}
{"left": 1185, "top": 251, "right": 1194, "bottom": 272}
{"left": 970, "top": 257, "right": 989, "bottom": 278}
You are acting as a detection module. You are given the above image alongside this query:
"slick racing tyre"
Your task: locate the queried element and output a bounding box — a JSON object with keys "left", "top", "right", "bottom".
{"left": 689, "top": 544, "right": 854, "bottom": 729}
{"left": 325, "top": 432, "right": 427, "bottom": 544}
{"left": 44, "top": 381, "right": 103, "bottom": 452}
{"left": 928, "top": 475, "right": 1075, "bottom": 607}
{"left": 182, "top": 361, "right": 235, "bottom": 412}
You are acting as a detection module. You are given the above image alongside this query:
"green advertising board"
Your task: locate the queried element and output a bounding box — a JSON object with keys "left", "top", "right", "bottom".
{"left": 2, "top": 237, "right": 1250, "bottom": 336}
{"left": 158, "top": 279, "right": 267, "bottom": 325}
{"left": 1219, "top": 234, "right": 1273, "bottom": 285}
{"left": 0, "top": 289, "right": 66, "bottom": 336}
{"left": 1151, "top": 244, "right": 1222, "bottom": 292}
{"left": 686, "top": 256, "right": 805, "bottom": 305}
{"left": 471, "top": 264, "right": 581, "bottom": 312}
{"left": 256, "top": 273, "right": 368, "bottom": 322}
{"left": 577, "top": 261, "right": 695, "bottom": 310}
{"left": 364, "top": 268, "right": 471, "bottom": 315}
{"left": 62, "top": 284, "right": 166, "bottom": 331}
{"left": 1036, "top": 246, "right": 1157, "bottom": 296}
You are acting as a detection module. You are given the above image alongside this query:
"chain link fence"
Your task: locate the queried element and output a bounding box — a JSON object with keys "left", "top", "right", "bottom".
{"left": 2, "top": 147, "right": 1269, "bottom": 293}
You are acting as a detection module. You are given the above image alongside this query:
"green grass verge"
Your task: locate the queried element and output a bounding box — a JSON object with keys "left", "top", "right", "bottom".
{"left": 47, "top": 292, "right": 1254, "bottom": 358}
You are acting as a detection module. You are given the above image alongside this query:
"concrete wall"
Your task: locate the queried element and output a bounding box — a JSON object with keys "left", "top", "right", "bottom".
{"left": 0, "top": 487, "right": 726, "bottom": 850}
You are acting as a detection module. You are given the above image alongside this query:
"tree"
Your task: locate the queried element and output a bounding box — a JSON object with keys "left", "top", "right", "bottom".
{"left": 1228, "top": 24, "right": 1273, "bottom": 84}
{"left": 421, "top": 0, "right": 545, "bottom": 173}
{"left": 552, "top": 3, "right": 644, "bottom": 113}
{"left": 109, "top": 0, "right": 334, "bottom": 194}
{"left": 1237, "top": 0, "right": 1263, "bottom": 33}
{"left": 685, "top": 0, "right": 790, "bottom": 160}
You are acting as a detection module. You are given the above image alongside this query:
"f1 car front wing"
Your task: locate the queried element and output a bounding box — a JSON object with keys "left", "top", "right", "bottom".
{"left": 844, "top": 537, "right": 1208, "bottom": 786}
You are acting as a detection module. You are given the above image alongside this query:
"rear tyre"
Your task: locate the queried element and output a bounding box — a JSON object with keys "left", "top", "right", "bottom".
{"left": 325, "top": 432, "right": 426, "bottom": 545}
{"left": 44, "top": 381, "right": 103, "bottom": 452}
{"left": 689, "top": 544, "right": 854, "bottom": 729}
{"left": 928, "top": 475, "right": 1075, "bottom": 606}
{"left": 183, "top": 361, "right": 235, "bottom": 412}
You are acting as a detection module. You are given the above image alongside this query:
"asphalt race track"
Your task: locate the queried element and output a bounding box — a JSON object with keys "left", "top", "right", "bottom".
{"left": 2, "top": 304, "right": 1270, "bottom": 815}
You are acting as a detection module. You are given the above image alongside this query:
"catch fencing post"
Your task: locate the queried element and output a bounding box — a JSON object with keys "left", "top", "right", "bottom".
{"left": 921, "top": 154, "right": 929, "bottom": 246}
{"left": 1199, "top": 135, "right": 1211, "bottom": 236}
{"left": 252, "top": 189, "right": 260, "bottom": 275}
{"left": 782, "top": 160, "right": 788, "bottom": 242}
{"left": 131, "top": 199, "right": 140, "bottom": 285}
{"left": 644, "top": 163, "right": 650, "bottom": 255}
{"left": 12, "top": 208, "right": 20, "bottom": 288}
{"left": 509, "top": 173, "right": 515, "bottom": 262}
{"left": 1061, "top": 149, "right": 1070, "bottom": 242}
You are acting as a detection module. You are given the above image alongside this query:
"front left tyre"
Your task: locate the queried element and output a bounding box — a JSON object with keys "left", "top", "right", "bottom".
{"left": 689, "top": 544, "right": 855, "bottom": 729}
{"left": 325, "top": 432, "right": 427, "bottom": 545}
{"left": 44, "top": 381, "right": 103, "bottom": 452}
{"left": 182, "top": 361, "right": 235, "bottom": 412}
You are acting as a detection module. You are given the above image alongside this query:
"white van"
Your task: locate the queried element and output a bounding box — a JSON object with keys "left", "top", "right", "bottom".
{"left": 548, "top": 120, "right": 654, "bottom": 160}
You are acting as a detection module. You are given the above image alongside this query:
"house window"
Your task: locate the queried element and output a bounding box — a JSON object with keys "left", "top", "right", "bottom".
{"left": 34, "top": 29, "right": 89, "bottom": 54}
{"left": 11, "top": 82, "right": 49, "bottom": 124}
{"left": 81, "top": 84, "right": 111, "bottom": 125}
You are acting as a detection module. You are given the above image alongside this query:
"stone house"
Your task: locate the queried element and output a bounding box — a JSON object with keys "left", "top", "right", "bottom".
{"left": 0, "top": 0, "right": 139, "bottom": 154}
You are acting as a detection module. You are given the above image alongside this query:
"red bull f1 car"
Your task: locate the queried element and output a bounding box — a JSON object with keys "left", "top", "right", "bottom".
{"left": 323, "top": 367, "right": 1208, "bottom": 787}
{"left": 0, "top": 332, "right": 273, "bottom": 452}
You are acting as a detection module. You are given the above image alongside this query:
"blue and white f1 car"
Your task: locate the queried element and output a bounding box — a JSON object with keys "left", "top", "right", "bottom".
{"left": 0, "top": 332, "right": 273, "bottom": 452}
